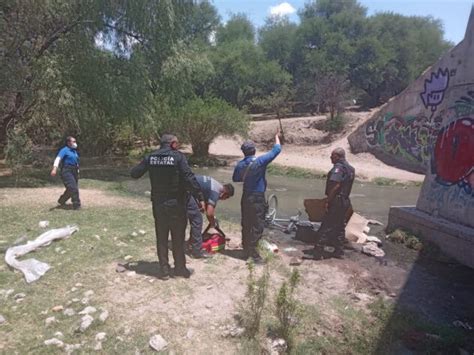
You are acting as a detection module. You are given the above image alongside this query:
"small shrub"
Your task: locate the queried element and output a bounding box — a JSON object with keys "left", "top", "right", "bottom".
{"left": 238, "top": 261, "right": 270, "bottom": 338}
{"left": 275, "top": 269, "right": 300, "bottom": 350}
{"left": 387, "top": 229, "right": 423, "bottom": 250}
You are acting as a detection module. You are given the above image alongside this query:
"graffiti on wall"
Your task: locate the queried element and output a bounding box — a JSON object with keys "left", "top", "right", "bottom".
{"left": 420, "top": 68, "right": 450, "bottom": 114}
{"left": 365, "top": 112, "right": 442, "bottom": 167}
{"left": 433, "top": 92, "right": 474, "bottom": 194}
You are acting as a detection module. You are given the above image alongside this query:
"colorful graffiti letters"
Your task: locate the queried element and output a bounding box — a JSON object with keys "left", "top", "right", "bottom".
{"left": 420, "top": 68, "right": 450, "bottom": 112}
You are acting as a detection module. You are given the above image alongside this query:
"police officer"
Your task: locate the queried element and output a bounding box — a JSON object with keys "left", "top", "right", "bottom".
{"left": 131, "top": 134, "right": 205, "bottom": 280}
{"left": 51, "top": 136, "right": 81, "bottom": 210}
{"left": 233, "top": 128, "right": 281, "bottom": 264}
{"left": 186, "top": 175, "right": 234, "bottom": 259}
{"left": 314, "top": 147, "right": 355, "bottom": 259}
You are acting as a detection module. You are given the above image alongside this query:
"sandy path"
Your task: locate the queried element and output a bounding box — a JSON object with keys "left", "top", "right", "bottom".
{"left": 209, "top": 113, "right": 425, "bottom": 182}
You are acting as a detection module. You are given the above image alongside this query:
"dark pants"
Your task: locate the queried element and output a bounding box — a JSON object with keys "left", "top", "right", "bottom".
{"left": 152, "top": 198, "right": 187, "bottom": 270}
{"left": 187, "top": 195, "right": 203, "bottom": 253}
{"left": 316, "top": 196, "right": 351, "bottom": 252}
{"left": 241, "top": 192, "right": 266, "bottom": 258}
{"left": 59, "top": 167, "right": 80, "bottom": 208}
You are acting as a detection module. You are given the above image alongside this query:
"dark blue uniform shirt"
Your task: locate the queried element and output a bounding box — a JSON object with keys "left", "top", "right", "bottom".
{"left": 232, "top": 144, "right": 282, "bottom": 193}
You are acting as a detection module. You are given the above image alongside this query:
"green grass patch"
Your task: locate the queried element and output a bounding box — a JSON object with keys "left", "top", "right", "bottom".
{"left": 371, "top": 177, "right": 422, "bottom": 187}
{"left": 267, "top": 164, "right": 327, "bottom": 179}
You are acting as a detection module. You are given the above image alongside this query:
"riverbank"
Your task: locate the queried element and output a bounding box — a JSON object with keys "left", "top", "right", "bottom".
{"left": 208, "top": 112, "right": 425, "bottom": 183}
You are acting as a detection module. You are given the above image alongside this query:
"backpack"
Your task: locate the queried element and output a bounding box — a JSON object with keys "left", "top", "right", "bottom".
{"left": 202, "top": 222, "right": 227, "bottom": 253}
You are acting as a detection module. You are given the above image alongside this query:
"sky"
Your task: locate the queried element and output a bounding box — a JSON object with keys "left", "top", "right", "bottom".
{"left": 212, "top": 0, "right": 473, "bottom": 44}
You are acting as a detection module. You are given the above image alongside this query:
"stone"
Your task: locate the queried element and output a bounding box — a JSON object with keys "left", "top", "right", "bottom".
{"left": 126, "top": 271, "right": 137, "bottom": 277}
{"left": 270, "top": 338, "right": 287, "bottom": 354}
{"left": 103, "top": 228, "right": 108, "bottom": 232}
{"left": 138, "top": 229, "right": 146, "bottom": 235}
{"left": 14, "top": 293, "right": 26, "bottom": 300}
{"left": 131, "top": 232, "right": 138, "bottom": 237}
{"left": 54, "top": 332, "right": 64, "bottom": 339}
{"left": 45, "top": 316, "right": 56, "bottom": 326}
{"left": 52, "top": 305, "right": 64, "bottom": 312}
{"left": 84, "top": 290, "right": 94, "bottom": 298}
{"left": 75, "top": 283, "right": 83, "bottom": 287}
{"left": 79, "top": 315, "right": 94, "bottom": 332}
{"left": 0, "top": 314, "right": 6, "bottom": 324}
{"left": 94, "top": 235, "right": 101, "bottom": 241}
{"left": 39, "top": 220, "right": 50, "bottom": 228}
{"left": 65, "top": 344, "right": 81, "bottom": 354}
{"left": 81, "top": 298, "right": 89, "bottom": 305}
{"left": 149, "top": 334, "right": 168, "bottom": 352}
{"left": 186, "top": 328, "right": 195, "bottom": 339}
{"left": 44, "top": 338, "right": 64, "bottom": 348}
{"left": 95, "top": 332, "right": 107, "bottom": 341}
{"left": 63, "top": 308, "right": 76, "bottom": 317}
{"left": 124, "top": 255, "right": 133, "bottom": 261}
{"left": 116, "top": 265, "right": 127, "bottom": 273}
{"left": 70, "top": 287, "right": 78, "bottom": 292}
{"left": 366, "top": 236, "right": 383, "bottom": 245}
{"left": 78, "top": 306, "right": 97, "bottom": 315}
{"left": 71, "top": 298, "right": 80, "bottom": 303}
{"left": 362, "top": 242, "right": 385, "bottom": 258}
{"left": 99, "top": 310, "right": 109, "bottom": 322}
{"left": 5, "top": 289, "right": 14, "bottom": 298}
{"left": 15, "top": 298, "right": 24, "bottom": 304}
{"left": 94, "top": 342, "right": 103, "bottom": 351}
{"left": 352, "top": 292, "right": 373, "bottom": 303}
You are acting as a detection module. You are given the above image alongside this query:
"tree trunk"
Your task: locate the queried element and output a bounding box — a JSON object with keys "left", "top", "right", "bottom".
{"left": 192, "top": 141, "right": 211, "bottom": 158}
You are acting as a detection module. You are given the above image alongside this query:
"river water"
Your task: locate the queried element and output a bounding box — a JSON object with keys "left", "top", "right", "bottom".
{"left": 124, "top": 167, "right": 420, "bottom": 226}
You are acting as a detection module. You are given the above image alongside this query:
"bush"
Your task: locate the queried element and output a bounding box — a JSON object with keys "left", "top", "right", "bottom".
{"left": 275, "top": 269, "right": 300, "bottom": 350}
{"left": 5, "top": 129, "right": 33, "bottom": 184}
{"left": 238, "top": 261, "right": 270, "bottom": 338}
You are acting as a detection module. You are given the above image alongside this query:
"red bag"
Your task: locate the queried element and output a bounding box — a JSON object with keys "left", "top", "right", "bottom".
{"left": 202, "top": 222, "right": 226, "bottom": 254}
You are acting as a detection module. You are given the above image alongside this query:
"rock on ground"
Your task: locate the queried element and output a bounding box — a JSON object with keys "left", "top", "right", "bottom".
{"left": 44, "top": 338, "right": 64, "bottom": 348}
{"left": 99, "top": 310, "right": 109, "bottom": 322}
{"left": 0, "top": 314, "right": 6, "bottom": 324}
{"left": 362, "top": 242, "right": 385, "bottom": 258}
{"left": 45, "top": 316, "right": 56, "bottom": 326}
{"left": 78, "top": 306, "right": 97, "bottom": 315}
{"left": 79, "top": 315, "right": 94, "bottom": 332}
{"left": 95, "top": 332, "right": 107, "bottom": 341}
{"left": 149, "top": 334, "right": 168, "bottom": 352}
{"left": 63, "top": 308, "right": 76, "bottom": 316}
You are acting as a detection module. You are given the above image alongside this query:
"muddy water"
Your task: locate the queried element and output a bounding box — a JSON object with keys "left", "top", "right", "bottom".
{"left": 125, "top": 167, "right": 420, "bottom": 226}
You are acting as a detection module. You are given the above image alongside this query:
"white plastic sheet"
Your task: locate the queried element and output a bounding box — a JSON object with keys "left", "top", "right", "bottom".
{"left": 5, "top": 225, "right": 79, "bottom": 283}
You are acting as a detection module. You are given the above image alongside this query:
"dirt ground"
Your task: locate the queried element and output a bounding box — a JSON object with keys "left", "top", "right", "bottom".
{"left": 209, "top": 111, "right": 425, "bottom": 182}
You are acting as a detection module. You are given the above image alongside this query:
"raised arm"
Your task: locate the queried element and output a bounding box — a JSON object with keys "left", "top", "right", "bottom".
{"left": 257, "top": 129, "right": 282, "bottom": 166}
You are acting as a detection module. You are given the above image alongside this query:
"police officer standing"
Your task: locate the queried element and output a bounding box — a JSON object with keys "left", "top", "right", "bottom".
{"left": 233, "top": 129, "right": 281, "bottom": 264}
{"left": 51, "top": 136, "right": 81, "bottom": 210}
{"left": 314, "top": 147, "right": 355, "bottom": 259}
{"left": 131, "top": 134, "right": 205, "bottom": 280}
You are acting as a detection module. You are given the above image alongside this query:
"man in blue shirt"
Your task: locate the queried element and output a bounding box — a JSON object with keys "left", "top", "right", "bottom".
{"left": 51, "top": 136, "right": 81, "bottom": 210}
{"left": 186, "top": 175, "right": 234, "bottom": 259}
{"left": 233, "top": 129, "right": 281, "bottom": 263}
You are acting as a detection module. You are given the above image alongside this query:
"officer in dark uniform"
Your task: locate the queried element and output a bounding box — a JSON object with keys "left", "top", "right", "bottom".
{"left": 314, "top": 147, "right": 355, "bottom": 259}
{"left": 131, "top": 134, "right": 205, "bottom": 280}
{"left": 51, "top": 136, "right": 81, "bottom": 210}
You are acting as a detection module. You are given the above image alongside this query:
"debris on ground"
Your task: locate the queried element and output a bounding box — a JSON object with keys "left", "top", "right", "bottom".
{"left": 362, "top": 242, "right": 386, "bottom": 258}
{"left": 221, "top": 325, "right": 245, "bottom": 338}
{"left": 268, "top": 338, "right": 287, "bottom": 354}
{"left": 44, "top": 338, "right": 64, "bottom": 348}
{"left": 78, "top": 306, "right": 97, "bottom": 315}
{"left": 5, "top": 225, "right": 79, "bottom": 283}
{"left": 78, "top": 315, "right": 94, "bottom": 332}
{"left": 99, "top": 309, "right": 109, "bottom": 322}
{"left": 149, "top": 334, "right": 168, "bottom": 352}
{"left": 38, "top": 221, "right": 49, "bottom": 228}
{"left": 63, "top": 308, "right": 75, "bottom": 317}
{"left": 0, "top": 314, "right": 6, "bottom": 324}
{"left": 45, "top": 316, "right": 56, "bottom": 326}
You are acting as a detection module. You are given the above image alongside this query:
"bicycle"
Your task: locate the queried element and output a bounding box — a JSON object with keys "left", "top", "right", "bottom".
{"left": 264, "top": 194, "right": 301, "bottom": 234}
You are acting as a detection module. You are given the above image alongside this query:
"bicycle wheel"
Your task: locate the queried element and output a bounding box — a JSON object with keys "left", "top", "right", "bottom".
{"left": 265, "top": 194, "right": 278, "bottom": 223}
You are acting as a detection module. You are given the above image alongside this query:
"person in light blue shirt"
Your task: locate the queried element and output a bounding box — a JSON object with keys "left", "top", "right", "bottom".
{"left": 232, "top": 128, "right": 281, "bottom": 263}
{"left": 50, "top": 136, "right": 81, "bottom": 209}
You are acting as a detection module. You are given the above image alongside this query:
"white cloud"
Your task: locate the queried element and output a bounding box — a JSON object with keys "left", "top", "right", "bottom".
{"left": 269, "top": 2, "right": 296, "bottom": 17}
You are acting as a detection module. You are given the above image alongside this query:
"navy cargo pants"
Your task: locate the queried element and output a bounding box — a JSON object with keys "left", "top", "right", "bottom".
{"left": 315, "top": 195, "right": 351, "bottom": 252}
{"left": 152, "top": 198, "right": 187, "bottom": 271}
{"left": 241, "top": 192, "right": 266, "bottom": 259}
{"left": 58, "top": 166, "right": 81, "bottom": 209}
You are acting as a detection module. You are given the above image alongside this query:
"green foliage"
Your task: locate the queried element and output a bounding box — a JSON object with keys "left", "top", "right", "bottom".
{"left": 5, "top": 130, "right": 33, "bottom": 181}
{"left": 324, "top": 114, "right": 346, "bottom": 132}
{"left": 275, "top": 269, "right": 300, "bottom": 350}
{"left": 170, "top": 97, "right": 248, "bottom": 157}
{"left": 238, "top": 261, "right": 270, "bottom": 338}
{"left": 216, "top": 13, "right": 255, "bottom": 44}
{"left": 387, "top": 229, "right": 423, "bottom": 250}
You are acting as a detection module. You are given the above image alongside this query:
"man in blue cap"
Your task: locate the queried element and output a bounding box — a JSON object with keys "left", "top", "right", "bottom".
{"left": 51, "top": 136, "right": 81, "bottom": 210}
{"left": 233, "top": 128, "right": 281, "bottom": 263}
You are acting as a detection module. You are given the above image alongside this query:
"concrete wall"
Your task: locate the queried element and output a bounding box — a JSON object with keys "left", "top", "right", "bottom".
{"left": 349, "top": 8, "right": 474, "bottom": 228}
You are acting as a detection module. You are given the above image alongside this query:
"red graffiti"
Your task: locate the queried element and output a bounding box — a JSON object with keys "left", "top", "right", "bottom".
{"left": 434, "top": 117, "right": 474, "bottom": 187}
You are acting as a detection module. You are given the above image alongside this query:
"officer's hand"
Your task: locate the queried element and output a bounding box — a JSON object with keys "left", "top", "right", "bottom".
{"left": 199, "top": 201, "right": 206, "bottom": 212}
{"left": 50, "top": 168, "right": 57, "bottom": 177}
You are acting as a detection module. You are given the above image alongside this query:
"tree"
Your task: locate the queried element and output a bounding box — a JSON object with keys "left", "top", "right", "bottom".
{"left": 171, "top": 97, "right": 249, "bottom": 157}
{"left": 315, "top": 73, "right": 350, "bottom": 120}
{"left": 215, "top": 13, "right": 255, "bottom": 44}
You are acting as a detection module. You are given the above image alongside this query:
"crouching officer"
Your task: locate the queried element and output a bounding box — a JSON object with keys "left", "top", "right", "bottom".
{"left": 131, "top": 134, "right": 205, "bottom": 280}
{"left": 187, "top": 175, "right": 234, "bottom": 259}
{"left": 50, "top": 136, "right": 81, "bottom": 210}
{"left": 233, "top": 128, "right": 281, "bottom": 264}
{"left": 314, "top": 147, "right": 355, "bottom": 259}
